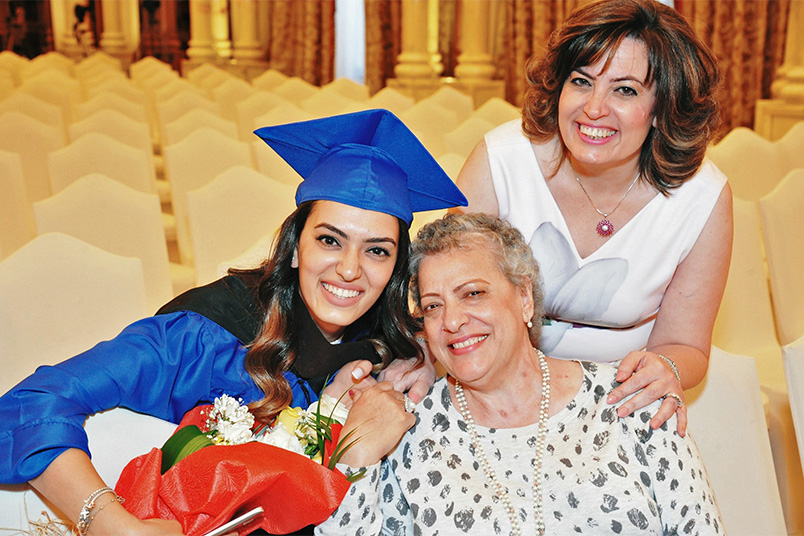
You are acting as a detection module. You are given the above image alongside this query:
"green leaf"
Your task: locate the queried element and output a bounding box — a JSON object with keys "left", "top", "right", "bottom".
{"left": 160, "top": 425, "right": 215, "bottom": 474}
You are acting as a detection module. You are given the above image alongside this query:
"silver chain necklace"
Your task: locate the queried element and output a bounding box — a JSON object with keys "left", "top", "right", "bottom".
{"left": 573, "top": 168, "right": 640, "bottom": 237}
{"left": 454, "top": 349, "right": 550, "bottom": 536}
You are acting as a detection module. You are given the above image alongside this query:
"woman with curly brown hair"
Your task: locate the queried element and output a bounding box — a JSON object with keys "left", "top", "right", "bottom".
{"left": 455, "top": 0, "right": 733, "bottom": 435}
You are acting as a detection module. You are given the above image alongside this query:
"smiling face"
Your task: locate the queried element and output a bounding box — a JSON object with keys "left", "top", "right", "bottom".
{"left": 293, "top": 200, "right": 399, "bottom": 341}
{"left": 558, "top": 37, "right": 657, "bottom": 176}
{"left": 418, "top": 243, "right": 534, "bottom": 388}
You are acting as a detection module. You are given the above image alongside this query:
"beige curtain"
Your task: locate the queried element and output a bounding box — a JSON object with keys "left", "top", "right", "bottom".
{"left": 675, "top": 0, "right": 789, "bottom": 136}
{"left": 364, "top": 1, "right": 401, "bottom": 95}
{"left": 494, "top": 0, "right": 588, "bottom": 106}
{"left": 266, "top": 0, "right": 335, "bottom": 86}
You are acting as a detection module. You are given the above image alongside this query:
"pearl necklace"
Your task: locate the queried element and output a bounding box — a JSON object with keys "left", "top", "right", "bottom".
{"left": 454, "top": 349, "right": 550, "bottom": 536}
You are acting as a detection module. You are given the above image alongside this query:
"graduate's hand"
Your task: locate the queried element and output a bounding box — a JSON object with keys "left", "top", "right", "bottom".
{"left": 323, "top": 360, "right": 377, "bottom": 409}
{"left": 377, "top": 340, "right": 435, "bottom": 403}
{"left": 337, "top": 382, "right": 415, "bottom": 468}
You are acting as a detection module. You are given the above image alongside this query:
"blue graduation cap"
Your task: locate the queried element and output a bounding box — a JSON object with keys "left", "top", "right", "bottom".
{"left": 254, "top": 109, "right": 467, "bottom": 225}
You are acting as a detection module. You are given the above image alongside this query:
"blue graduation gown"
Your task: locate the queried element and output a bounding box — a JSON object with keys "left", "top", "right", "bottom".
{"left": 0, "top": 310, "right": 324, "bottom": 484}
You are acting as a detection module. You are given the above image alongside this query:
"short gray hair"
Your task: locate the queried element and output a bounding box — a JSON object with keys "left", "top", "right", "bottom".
{"left": 410, "top": 213, "right": 544, "bottom": 346}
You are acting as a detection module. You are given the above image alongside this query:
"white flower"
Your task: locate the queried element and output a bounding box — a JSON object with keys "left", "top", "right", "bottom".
{"left": 311, "top": 394, "right": 349, "bottom": 425}
{"left": 207, "top": 394, "right": 255, "bottom": 445}
{"left": 258, "top": 420, "right": 306, "bottom": 455}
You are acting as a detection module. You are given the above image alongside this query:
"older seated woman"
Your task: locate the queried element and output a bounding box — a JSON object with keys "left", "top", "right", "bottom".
{"left": 321, "top": 213, "right": 724, "bottom": 535}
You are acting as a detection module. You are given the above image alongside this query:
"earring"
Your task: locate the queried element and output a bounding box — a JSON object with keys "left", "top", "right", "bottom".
{"left": 526, "top": 319, "right": 533, "bottom": 329}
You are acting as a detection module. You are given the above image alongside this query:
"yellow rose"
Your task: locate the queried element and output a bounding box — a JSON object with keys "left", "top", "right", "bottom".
{"left": 275, "top": 406, "right": 302, "bottom": 435}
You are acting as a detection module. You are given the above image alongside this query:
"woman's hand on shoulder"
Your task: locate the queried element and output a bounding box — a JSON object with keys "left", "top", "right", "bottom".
{"left": 337, "top": 382, "right": 416, "bottom": 468}
{"left": 607, "top": 350, "right": 688, "bottom": 436}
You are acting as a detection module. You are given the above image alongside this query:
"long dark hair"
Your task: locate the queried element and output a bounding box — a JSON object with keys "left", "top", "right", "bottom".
{"left": 233, "top": 201, "right": 421, "bottom": 421}
{"left": 522, "top": 0, "right": 720, "bottom": 193}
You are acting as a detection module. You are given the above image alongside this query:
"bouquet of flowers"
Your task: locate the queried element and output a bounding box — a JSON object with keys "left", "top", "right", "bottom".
{"left": 115, "top": 394, "right": 361, "bottom": 536}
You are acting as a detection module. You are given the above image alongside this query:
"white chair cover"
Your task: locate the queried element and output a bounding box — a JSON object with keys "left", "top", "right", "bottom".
{"left": 711, "top": 197, "right": 804, "bottom": 531}
{"left": 129, "top": 56, "right": 173, "bottom": 81}
{"left": 777, "top": 121, "right": 804, "bottom": 172}
{"left": 0, "top": 92, "right": 66, "bottom": 141}
{"left": 400, "top": 100, "right": 460, "bottom": 137}
{"left": 251, "top": 68, "right": 288, "bottom": 91}
{"left": 0, "top": 232, "right": 147, "bottom": 395}
{"left": 236, "top": 91, "right": 294, "bottom": 141}
{"left": 162, "top": 127, "right": 254, "bottom": 265}
{"left": 784, "top": 334, "right": 804, "bottom": 483}
{"left": 48, "top": 132, "right": 157, "bottom": 195}
{"left": 472, "top": 97, "right": 521, "bottom": 127}
{"left": 759, "top": 169, "right": 804, "bottom": 346}
{"left": 68, "top": 108, "right": 153, "bottom": 157}
{"left": 707, "top": 127, "right": 788, "bottom": 201}
{"left": 163, "top": 108, "right": 237, "bottom": 146}
{"left": 187, "top": 166, "right": 297, "bottom": 286}
{"left": 0, "top": 149, "right": 35, "bottom": 259}
{"left": 75, "top": 90, "right": 149, "bottom": 124}
{"left": 18, "top": 69, "right": 81, "bottom": 124}
{"left": 212, "top": 77, "right": 256, "bottom": 121}
{"left": 34, "top": 175, "right": 174, "bottom": 313}
{"left": 271, "top": 76, "right": 320, "bottom": 103}
{"left": 420, "top": 85, "right": 474, "bottom": 124}
{"left": 686, "top": 346, "right": 787, "bottom": 535}
{"left": 367, "top": 87, "right": 415, "bottom": 116}
{"left": 0, "top": 110, "right": 64, "bottom": 203}
{"left": 300, "top": 88, "right": 357, "bottom": 119}
{"left": 321, "top": 77, "right": 370, "bottom": 101}
{"left": 444, "top": 116, "right": 496, "bottom": 160}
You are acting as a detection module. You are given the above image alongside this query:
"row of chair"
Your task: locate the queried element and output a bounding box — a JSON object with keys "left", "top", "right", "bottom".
{"left": 709, "top": 163, "right": 804, "bottom": 533}
{"left": 707, "top": 123, "right": 804, "bottom": 201}
{"left": 0, "top": 52, "right": 518, "bottom": 275}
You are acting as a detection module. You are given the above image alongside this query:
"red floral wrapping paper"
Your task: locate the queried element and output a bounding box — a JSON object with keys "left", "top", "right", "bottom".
{"left": 114, "top": 406, "right": 350, "bottom": 536}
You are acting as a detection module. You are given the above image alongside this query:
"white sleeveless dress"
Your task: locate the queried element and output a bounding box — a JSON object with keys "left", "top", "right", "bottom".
{"left": 486, "top": 120, "right": 727, "bottom": 363}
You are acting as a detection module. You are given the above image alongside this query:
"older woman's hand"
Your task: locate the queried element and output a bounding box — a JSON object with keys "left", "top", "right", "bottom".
{"left": 606, "top": 350, "right": 687, "bottom": 436}
{"left": 336, "top": 382, "right": 416, "bottom": 468}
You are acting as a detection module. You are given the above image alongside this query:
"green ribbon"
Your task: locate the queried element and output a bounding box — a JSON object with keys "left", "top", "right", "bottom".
{"left": 160, "top": 425, "right": 215, "bottom": 474}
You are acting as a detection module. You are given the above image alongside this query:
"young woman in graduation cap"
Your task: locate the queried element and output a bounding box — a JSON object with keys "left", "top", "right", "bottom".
{"left": 0, "top": 109, "right": 467, "bottom": 536}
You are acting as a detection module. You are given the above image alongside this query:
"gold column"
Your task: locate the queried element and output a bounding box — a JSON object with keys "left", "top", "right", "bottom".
{"left": 454, "top": 0, "right": 494, "bottom": 81}
{"left": 186, "top": 0, "right": 215, "bottom": 60}
{"left": 210, "top": 0, "right": 232, "bottom": 59}
{"left": 99, "top": 0, "right": 126, "bottom": 54}
{"left": 51, "top": 0, "right": 93, "bottom": 57}
{"left": 231, "top": 0, "right": 262, "bottom": 60}
{"left": 754, "top": 2, "right": 804, "bottom": 140}
{"left": 450, "top": 0, "right": 504, "bottom": 107}
{"left": 230, "top": 0, "right": 269, "bottom": 80}
{"left": 388, "top": 0, "right": 440, "bottom": 100}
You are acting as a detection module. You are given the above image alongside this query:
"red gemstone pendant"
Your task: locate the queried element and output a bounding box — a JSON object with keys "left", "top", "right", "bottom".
{"left": 596, "top": 219, "right": 614, "bottom": 237}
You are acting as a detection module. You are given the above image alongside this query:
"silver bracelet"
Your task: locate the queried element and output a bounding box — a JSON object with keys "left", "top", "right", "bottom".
{"left": 77, "top": 486, "right": 120, "bottom": 536}
{"left": 657, "top": 354, "right": 681, "bottom": 384}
